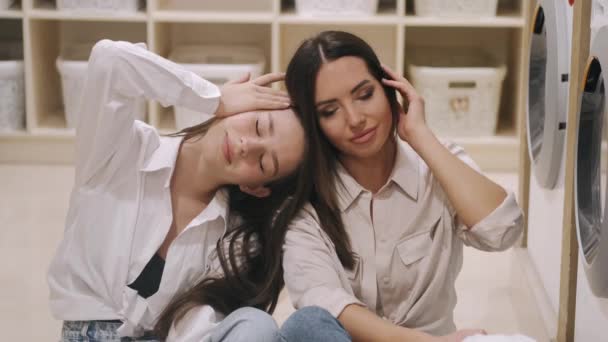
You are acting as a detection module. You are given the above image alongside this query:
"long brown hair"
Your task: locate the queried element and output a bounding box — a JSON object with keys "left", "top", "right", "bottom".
{"left": 285, "top": 30, "right": 401, "bottom": 269}
{"left": 155, "top": 117, "right": 311, "bottom": 338}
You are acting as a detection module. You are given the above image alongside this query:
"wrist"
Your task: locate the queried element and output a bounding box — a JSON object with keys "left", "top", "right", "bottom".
{"left": 403, "top": 125, "right": 435, "bottom": 150}
{"left": 397, "top": 326, "right": 436, "bottom": 342}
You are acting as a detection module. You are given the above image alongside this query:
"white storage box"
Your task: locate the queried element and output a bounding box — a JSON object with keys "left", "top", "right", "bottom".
{"left": 295, "top": 0, "right": 378, "bottom": 16}
{"left": 407, "top": 48, "right": 506, "bottom": 137}
{"left": 414, "top": 0, "right": 498, "bottom": 17}
{"left": 162, "top": 0, "right": 270, "bottom": 12}
{"left": 169, "top": 45, "right": 266, "bottom": 130}
{"left": 57, "top": 0, "right": 141, "bottom": 13}
{"left": 57, "top": 43, "right": 146, "bottom": 129}
{"left": 0, "top": 41, "right": 25, "bottom": 131}
{"left": 0, "top": 0, "right": 14, "bottom": 10}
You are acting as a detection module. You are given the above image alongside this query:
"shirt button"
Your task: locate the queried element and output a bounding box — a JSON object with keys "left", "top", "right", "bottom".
{"left": 383, "top": 276, "right": 390, "bottom": 284}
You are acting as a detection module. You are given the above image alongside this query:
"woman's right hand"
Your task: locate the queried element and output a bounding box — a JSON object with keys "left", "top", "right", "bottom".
{"left": 214, "top": 72, "right": 291, "bottom": 117}
{"left": 434, "top": 329, "right": 487, "bottom": 342}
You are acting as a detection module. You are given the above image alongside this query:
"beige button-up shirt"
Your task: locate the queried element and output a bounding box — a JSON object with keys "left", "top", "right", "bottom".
{"left": 283, "top": 140, "right": 523, "bottom": 335}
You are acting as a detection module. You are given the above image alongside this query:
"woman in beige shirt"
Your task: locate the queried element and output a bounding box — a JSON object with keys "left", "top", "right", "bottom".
{"left": 281, "top": 30, "right": 524, "bottom": 342}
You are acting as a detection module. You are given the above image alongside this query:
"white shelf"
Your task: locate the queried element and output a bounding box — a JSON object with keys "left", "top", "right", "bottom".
{"left": 0, "top": 0, "right": 527, "bottom": 170}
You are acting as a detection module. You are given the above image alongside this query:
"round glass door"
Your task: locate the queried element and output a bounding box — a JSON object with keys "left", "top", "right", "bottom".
{"left": 527, "top": 1, "right": 570, "bottom": 189}
{"left": 575, "top": 27, "right": 608, "bottom": 297}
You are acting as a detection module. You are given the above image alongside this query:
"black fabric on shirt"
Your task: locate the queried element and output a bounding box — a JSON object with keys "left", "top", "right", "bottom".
{"left": 127, "top": 253, "right": 165, "bottom": 299}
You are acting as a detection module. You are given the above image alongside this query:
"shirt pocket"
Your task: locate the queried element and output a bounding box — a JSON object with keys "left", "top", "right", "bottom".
{"left": 396, "top": 230, "right": 433, "bottom": 267}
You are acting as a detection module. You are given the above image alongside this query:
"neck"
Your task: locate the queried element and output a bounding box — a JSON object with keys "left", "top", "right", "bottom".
{"left": 172, "top": 137, "right": 221, "bottom": 202}
{"left": 339, "top": 136, "right": 397, "bottom": 193}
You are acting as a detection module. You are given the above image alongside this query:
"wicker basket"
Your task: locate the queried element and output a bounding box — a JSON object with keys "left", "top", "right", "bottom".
{"left": 295, "top": 0, "right": 378, "bottom": 16}
{"left": 0, "top": 41, "right": 25, "bottom": 131}
{"left": 0, "top": 0, "right": 14, "bottom": 10}
{"left": 414, "top": 0, "right": 498, "bottom": 17}
{"left": 407, "top": 48, "right": 506, "bottom": 137}
{"left": 56, "top": 0, "right": 141, "bottom": 13}
{"left": 56, "top": 43, "right": 146, "bottom": 128}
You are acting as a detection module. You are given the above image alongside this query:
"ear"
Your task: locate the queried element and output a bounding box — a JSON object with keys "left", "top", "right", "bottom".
{"left": 239, "top": 185, "right": 271, "bottom": 198}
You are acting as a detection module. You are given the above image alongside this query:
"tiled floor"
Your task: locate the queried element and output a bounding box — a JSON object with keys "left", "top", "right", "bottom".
{"left": 0, "top": 165, "right": 550, "bottom": 341}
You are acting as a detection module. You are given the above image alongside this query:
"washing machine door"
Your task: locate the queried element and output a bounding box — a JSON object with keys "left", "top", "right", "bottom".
{"left": 575, "top": 25, "right": 608, "bottom": 298}
{"left": 527, "top": 0, "right": 571, "bottom": 189}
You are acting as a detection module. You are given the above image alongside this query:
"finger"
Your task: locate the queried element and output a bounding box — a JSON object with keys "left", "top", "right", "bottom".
{"left": 252, "top": 72, "right": 286, "bottom": 86}
{"left": 381, "top": 63, "right": 401, "bottom": 81}
{"left": 380, "top": 64, "right": 418, "bottom": 92}
{"left": 255, "top": 85, "right": 290, "bottom": 99}
{"left": 256, "top": 98, "right": 292, "bottom": 110}
{"left": 226, "top": 72, "right": 251, "bottom": 85}
{"left": 382, "top": 78, "right": 412, "bottom": 97}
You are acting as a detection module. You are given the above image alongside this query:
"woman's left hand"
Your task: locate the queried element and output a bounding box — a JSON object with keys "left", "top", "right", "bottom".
{"left": 381, "top": 64, "right": 429, "bottom": 143}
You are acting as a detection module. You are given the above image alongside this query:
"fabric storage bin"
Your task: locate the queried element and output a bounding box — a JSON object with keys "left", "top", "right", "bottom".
{"left": 0, "top": 41, "right": 25, "bottom": 131}
{"left": 295, "top": 0, "right": 378, "bottom": 16}
{"left": 163, "top": 0, "right": 270, "bottom": 11}
{"left": 414, "top": 0, "right": 498, "bottom": 17}
{"left": 0, "top": 0, "right": 14, "bottom": 10}
{"left": 169, "top": 45, "right": 265, "bottom": 130}
{"left": 56, "top": 43, "right": 146, "bottom": 129}
{"left": 407, "top": 48, "right": 506, "bottom": 137}
{"left": 57, "top": 0, "right": 141, "bottom": 13}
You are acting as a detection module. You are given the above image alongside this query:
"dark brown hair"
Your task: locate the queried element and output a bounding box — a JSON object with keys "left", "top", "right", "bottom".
{"left": 285, "top": 30, "right": 401, "bottom": 268}
{"left": 155, "top": 116, "right": 311, "bottom": 338}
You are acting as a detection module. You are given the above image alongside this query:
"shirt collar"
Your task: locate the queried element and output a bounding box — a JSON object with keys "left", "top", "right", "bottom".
{"left": 336, "top": 140, "right": 419, "bottom": 212}
{"left": 140, "top": 135, "right": 183, "bottom": 186}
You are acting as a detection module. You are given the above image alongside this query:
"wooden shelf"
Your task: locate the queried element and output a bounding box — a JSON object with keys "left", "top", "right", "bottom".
{"left": 0, "top": 0, "right": 527, "bottom": 171}
{"left": 403, "top": 14, "right": 524, "bottom": 27}
{"left": 0, "top": 9, "right": 22, "bottom": 18}
{"left": 28, "top": 9, "right": 148, "bottom": 22}
{"left": 152, "top": 10, "right": 274, "bottom": 23}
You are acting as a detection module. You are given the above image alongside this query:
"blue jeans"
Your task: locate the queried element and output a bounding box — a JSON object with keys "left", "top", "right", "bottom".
{"left": 61, "top": 306, "right": 349, "bottom": 342}
{"left": 278, "top": 306, "right": 351, "bottom": 342}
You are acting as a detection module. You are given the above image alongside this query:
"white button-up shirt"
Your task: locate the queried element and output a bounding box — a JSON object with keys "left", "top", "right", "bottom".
{"left": 283, "top": 140, "right": 524, "bottom": 335}
{"left": 47, "top": 40, "right": 228, "bottom": 338}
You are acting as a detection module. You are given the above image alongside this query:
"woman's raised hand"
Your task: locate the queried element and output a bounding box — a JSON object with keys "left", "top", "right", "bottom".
{"left": 214, "top": 72, "right": 291, "bottom": 117}
{"left": 380, "top": 64, "right": 429, "bottom": 143}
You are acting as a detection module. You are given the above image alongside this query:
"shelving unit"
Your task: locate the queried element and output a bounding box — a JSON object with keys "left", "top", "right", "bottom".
{"left": 0, "top": 0, "right": 528, "bottom": 171}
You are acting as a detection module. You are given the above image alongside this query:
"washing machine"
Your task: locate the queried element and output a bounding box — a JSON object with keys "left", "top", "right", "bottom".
{"left": 527, "top": 0, "right": 573, "bottom": 189}
{"left": 574, "top": 3, "right": 608, "bottom": 298}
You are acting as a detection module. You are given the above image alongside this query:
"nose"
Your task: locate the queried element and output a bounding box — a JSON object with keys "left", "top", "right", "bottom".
{"left": 238, "top": 137, "right": 265, "bottom": 158}
{"left": 344, "top": 104, "right": 365, "bottom": 128}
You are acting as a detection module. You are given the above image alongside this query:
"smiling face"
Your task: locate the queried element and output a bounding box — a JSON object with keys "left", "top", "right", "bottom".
{"left": 314, "top": 56, "right": 394, "bottom": 160}
{"left": 203, "top": 108, "right": 305, "bottom": 188}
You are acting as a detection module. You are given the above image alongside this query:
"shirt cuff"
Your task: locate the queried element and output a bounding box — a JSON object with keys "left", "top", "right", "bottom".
{"left": 457, "top": 192, "right": 524, "bottom": 251}
{"left": 296, "top": 286, "right": 366, "bottom": 319}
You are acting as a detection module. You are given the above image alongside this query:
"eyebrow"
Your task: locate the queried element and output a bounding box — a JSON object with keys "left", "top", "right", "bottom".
{"left": 268, "top": 112, "right": 279, "bottom": 177}
{"left": 315, "top": 79, "right": 371, "bottom": 107}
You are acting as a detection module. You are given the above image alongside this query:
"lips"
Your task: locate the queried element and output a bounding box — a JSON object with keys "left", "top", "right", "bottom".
{"left": 223, "top": 132, "right": 232, "bottom": 164}
{"left": 350, "top": 127, "right": 377, "bottom": 144}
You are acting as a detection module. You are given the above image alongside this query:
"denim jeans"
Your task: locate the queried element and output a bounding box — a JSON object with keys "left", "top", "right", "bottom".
{"left": 61, "top": 306, "right": 350, "bottom": 342}
{"left": 277, "top": 306, "right": 352, "bottom": 342}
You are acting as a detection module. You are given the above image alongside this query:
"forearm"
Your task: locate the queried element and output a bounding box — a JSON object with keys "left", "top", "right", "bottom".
{"left": 338, "top": 304, "right": 435, "bottom": 342}
{"left": 89, "top": 40, "right": 220, "bottom": 113}
{"left": 407, "top": 127, "right": 507, "bottom": 228}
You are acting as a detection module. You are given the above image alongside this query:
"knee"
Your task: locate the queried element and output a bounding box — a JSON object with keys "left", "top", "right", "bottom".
{"left": 231, "top": 307, "right": 278, "bottom": 340}
{"left": 280, "top": 306, "right": 350, "bottom": 342}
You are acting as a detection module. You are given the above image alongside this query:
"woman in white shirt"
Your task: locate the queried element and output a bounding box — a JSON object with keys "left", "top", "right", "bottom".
{"left": 281, "top": 31, "right": 524, "bottom": 342}
{"left": 48, "top": 39, "right": 310, "bottom": 341}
